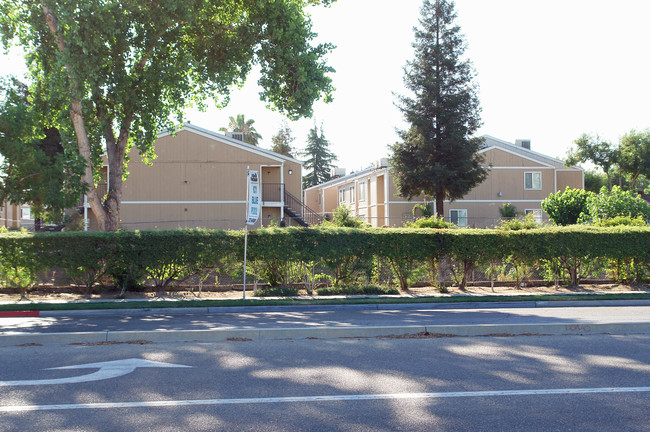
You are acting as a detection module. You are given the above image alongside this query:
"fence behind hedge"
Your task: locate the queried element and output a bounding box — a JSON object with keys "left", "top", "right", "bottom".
{"left": 0, "top": 226, "right": 648, "bottom": 295}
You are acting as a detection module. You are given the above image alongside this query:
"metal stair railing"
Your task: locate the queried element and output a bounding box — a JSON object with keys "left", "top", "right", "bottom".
{"left": 283, "top": 188, "right": 323, "bottom": 226}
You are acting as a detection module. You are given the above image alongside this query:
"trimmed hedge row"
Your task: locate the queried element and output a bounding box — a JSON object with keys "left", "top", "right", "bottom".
{"left": 0, "top": 227, "right": 648, "bottom": 295}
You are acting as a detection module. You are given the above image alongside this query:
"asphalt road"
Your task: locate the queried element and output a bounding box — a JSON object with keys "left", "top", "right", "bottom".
{"left": 2, "top": 303, "right": 650, "bottom": 335}
{"left": 1, "top": 334, "right": 648, "bottom": 431}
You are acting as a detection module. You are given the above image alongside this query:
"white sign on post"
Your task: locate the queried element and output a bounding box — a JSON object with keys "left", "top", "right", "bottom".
{"left": 246, "top": 170, "right": 260, "bottom": 225}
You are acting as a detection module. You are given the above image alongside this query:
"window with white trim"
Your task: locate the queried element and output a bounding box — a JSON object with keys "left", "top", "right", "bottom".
{"left": 525, "top": 209, "right": 543, "bottom": 224}
{"left": 450, "top": 209, "right": 468, "bottom": 227}
{"left": 349, "top": 185, "right": 355, "bottom": 203}
{"left": 358, "top": 182, "right": 366, "bottom": 201}
{"left": 22, "top": 207, "right": 32, "bottom": 219}
{"left": 338, "top": 188, "right": 345, "bottom": 203}
{"left": 524, "top": 172, "right": 542, "bottom": 190}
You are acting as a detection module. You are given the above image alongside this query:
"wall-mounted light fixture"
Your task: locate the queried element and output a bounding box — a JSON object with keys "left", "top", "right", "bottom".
{"left": 497, "top": 191, "right": 503, "bottom": 197}
{"left": 288, "top": 169, "right": 293, "bottom": 175}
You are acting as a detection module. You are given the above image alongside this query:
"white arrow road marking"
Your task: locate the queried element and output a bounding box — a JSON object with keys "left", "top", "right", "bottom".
{"left": 0, "top": 358, "right": 191, "bottom": 387}
{"left": 1, "top": 385, "right": 649, "bottom": 412}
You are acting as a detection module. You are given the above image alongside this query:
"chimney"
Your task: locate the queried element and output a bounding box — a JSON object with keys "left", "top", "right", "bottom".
{"left": 515, "top": 139, "right": 531, "bottom": 150}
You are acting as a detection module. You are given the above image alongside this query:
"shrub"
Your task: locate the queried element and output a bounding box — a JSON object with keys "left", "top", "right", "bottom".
{"left": 325, "top": 205, "right": 369, "bottom": 228}
{"left": 316, "top": 285, "right": 399, "bottom": 296}
{"left": 580, "top": 186, "right": 650, "bottom": 223}
{"left": 498, "top": 202, "right": 518, "bottom": 218}
{"left": 593, "top": 216, "right": 646, "bottom": 227}
{"left": 404, "top": 215, "right": 454, "bottom": 229}
{"left": 251, "top": 286, "right": 300, "bottom": 297}
{"left": 542, "top": 187, "right": 591, "bottom": 226}
{"left": 496, "top": 214, "right": 539, "bottom": 231}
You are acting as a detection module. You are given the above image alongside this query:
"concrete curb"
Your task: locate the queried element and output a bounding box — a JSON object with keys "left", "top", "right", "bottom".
{"left": 3, "top": 322, "right": 650, "bottom": 346}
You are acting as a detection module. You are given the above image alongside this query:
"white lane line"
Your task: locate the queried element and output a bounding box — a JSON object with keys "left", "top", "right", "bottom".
{"left": 2, "top": 386, "right": 650, "bottom": 412}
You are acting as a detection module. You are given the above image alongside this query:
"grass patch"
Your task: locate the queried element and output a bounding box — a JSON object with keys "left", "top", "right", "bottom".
{"left": 0, "top": 292, "right": 649, "bottom": 312}
{"left": 316, "top": 285, "right": 399, "bottom": 296}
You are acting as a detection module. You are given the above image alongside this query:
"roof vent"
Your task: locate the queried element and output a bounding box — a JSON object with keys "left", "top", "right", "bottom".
{"left": 515, "top": 139, "right": 531, "bottom": 150}
{"left": 375, "top": 158, "right": 389, "bottom": 168}
{"left": 225, "top": 131, "right": 245, "bottom": 142}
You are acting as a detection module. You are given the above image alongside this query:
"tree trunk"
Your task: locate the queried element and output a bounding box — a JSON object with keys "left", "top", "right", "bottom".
{"left": 42, "top": 6, "right": 108, "bottom": 231}
{"left": 435, "top": 193, "right": 444, "bottom": 218}
{"left": 34, "top": 217, "right": 43, "bottom": 232}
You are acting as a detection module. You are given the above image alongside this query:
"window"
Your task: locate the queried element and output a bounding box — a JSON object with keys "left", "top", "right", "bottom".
{"left": 349, "top": 185, "right": 355, "bottom": 203}
{"left": 358, "top": 182, "right": 366, "bottom": 201}
{"left": 21, "top": 207, "right": 32, "bottom": 219}
{"left": 525, "top": 209, "right": 543, "bottom": 224}
{"left": 524, "top": 172, "right": 542, "bottom": 190}
{"left": 450, "top": 209, "right": 468, "bottom": 227}
{"left": 338, "top": 188, "right": 345, "bottom": 203}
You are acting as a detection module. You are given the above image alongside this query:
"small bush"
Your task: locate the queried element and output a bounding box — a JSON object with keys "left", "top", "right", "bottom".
{"left": 496, "top": 214, "right": 539, "bottom": 231}
{"left": 498, "top": 202, "right": 518, "bottom": 218}
{"left": 316, "top": 285, "right": 399, "bottom": 296}
{"left": 252, "top": 286, "right": 300, "bottom": 297}
{"left": 593, "top": 216, "right": 646, "bottom": 227}
{"left": 542, "top": 187, "right": 591, "bottom": 226}
{"left": 404, "top": 215, "right": 455, "bottom": 229}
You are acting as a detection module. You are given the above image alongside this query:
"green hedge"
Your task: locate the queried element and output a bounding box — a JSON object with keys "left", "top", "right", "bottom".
{"left": 0, "top": 226, "right": 648, "bottom": 293}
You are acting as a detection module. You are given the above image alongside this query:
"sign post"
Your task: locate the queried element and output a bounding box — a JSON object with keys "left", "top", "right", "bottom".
{"left": 243, "top": 167, "right": 260, "bottom": 300}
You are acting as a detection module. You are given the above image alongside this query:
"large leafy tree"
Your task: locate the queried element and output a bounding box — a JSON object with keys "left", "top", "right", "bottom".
{"left": 618, "top": 129, "right": 650, "bottom": 190}
{"left": 219, "top": 114, "right": 263, "bottom": 146}
{"left": 0, "top": 0, "right": 335, "bottom": 231}
{"left": 302, "top": 124, "right": 337, "bottom": 188}
{"left": 566, "top": 134, "right": 618, "bottom": 190}
{"left": 270, "top": 121, "right": 295, "bottom": 157}
{"left": 390, "top": 0, "right": 487, "bottom": 217}
{"left": 0, "top": 79, "right": 86, "bottom": 230}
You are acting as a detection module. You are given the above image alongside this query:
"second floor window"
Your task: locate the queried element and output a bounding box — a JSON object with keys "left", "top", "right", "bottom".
{"left": 358, "top": 182, "right": 366, "bottom": 201}
{"left": 349, "top": 185, "right": 355, "bottom": 203}
{"left": 524, "top": 172, "right": 542, "bottom": 190}
{"left": 338, "top": 188, "right": 345, "bottom": 203}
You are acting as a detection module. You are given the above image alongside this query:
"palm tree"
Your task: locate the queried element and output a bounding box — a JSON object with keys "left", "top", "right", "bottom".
{"left": 220, "top": 114, "right": 263, "bottom": 146}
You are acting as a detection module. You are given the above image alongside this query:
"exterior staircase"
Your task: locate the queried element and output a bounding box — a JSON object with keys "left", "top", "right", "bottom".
{"left": 283, "top": 189, "right": 322, "bottom": 227}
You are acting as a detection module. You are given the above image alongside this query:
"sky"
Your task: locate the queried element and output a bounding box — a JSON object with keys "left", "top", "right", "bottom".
{"left": 2, "top": 0, "right": 650, "bottom": 173}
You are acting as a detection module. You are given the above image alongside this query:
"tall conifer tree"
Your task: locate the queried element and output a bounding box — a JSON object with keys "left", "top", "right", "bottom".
{"left": 391, "top": 0, "right": 487, "bottom": 217}
{"left": 302, "top": 124, "right": 337, "bottom": 188}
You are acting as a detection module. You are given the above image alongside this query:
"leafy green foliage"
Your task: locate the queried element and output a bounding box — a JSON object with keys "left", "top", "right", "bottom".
{"left": 0, "top": 79, "right": 86, "bottom": 227}
{"left": 496, "top": 214, "right": 539, "bottom": 231}
{"left": 220, "top": 114, "right": 263, "bottom": 146}
{"left": 592, "top": 216, "right": 646, "bottom": 227}
{"left": 618, "top": 129, "right": 650, "bottom": 190}
{"left": 541, "top": 187, "right": 591, "bottom": 226}
{"left": 316, "top": 285, "right": 399, "bottom": 296}
{"left": 404, "top": 215, "right": 454, "bottom": 229}
{"left": 1, "top": 226, "right": 649, "bottom": 294}
{"left": 0, "top": 1, "right": 335, "bottom": 231}
{"left": 390, "top": 0, "right": 487, "bottom": 217}
{"left": 498, "top": 202, "right": 518, "bottom": 218}
{"left": 580, "top": 186, "right": 650, "bottom": 223}
{"left": 270, "top": 121, "right": 295, "bottom": 157}
{"left": 324, "top": 205, "right": 368, "bottom": 228}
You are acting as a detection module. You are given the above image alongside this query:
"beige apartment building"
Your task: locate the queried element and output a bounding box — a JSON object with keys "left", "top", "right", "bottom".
{"left": 85, "top": 123, "right": 307, "bottom": 230}
{"left": 304, "top": 136, "right": 584, "bottom": 228}
{"left": 1, "top": 201, "right": 33, "bottom": 230}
